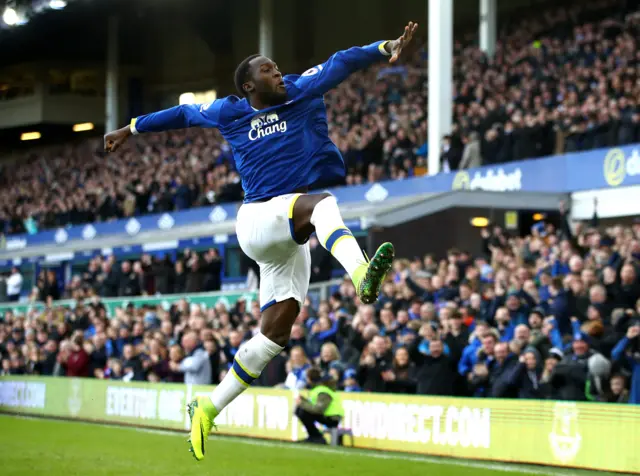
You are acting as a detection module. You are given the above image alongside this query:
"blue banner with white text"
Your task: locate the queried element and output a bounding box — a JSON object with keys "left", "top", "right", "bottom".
{"left": 2, "top": 143, "right": 639, "bottom": 254}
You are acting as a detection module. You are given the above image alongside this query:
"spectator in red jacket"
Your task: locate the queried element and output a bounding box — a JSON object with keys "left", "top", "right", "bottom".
{"left": 64, "top": 332, "right": 90, "bottom": 377}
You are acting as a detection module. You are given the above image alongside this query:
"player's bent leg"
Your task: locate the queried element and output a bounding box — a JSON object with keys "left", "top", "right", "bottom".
{"left": 260, "top": 298, "right": 302, "bottom": 346}
{"left": 187, "top": 300, "right": 299, "bottom": 461}
{"left": 293, "top": 193, "right": 394, "bottom": 304}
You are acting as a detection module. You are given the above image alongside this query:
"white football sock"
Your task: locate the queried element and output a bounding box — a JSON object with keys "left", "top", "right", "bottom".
{"left": 310, "top": 195, "right": 366, "bottom": 278}
{"left": 209, "top": 332, "right": 283, "bottom": 413}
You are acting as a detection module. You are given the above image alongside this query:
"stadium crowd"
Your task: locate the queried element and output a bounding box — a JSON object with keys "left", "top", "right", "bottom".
{"left": 1, "top": 0, "right": 639, "bottom": 236}
{"left": 1, "top": 204, "right": 639, "bottom": 405}
{"left": 0, "top": 248, "right": 224, "bottom": 304}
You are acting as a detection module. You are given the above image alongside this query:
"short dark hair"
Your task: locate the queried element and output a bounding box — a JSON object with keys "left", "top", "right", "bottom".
{"left": 234, "top": 54, "right": 261, "bottom": 97}
{"left": 306, "top": 366, "right": 323, "bottom": 383}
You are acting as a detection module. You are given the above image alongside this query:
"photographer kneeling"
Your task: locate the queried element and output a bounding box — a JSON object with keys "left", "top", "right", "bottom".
{"left": 294, "top": 367, "right": 344, "bottom": 444}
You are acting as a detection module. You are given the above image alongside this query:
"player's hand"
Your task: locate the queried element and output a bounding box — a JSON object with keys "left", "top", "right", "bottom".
{"left": 388, "top": 21, "right": 419, "bottom": 64}
{"left": 104, "top": 125, "right": 132, "bottom": 153}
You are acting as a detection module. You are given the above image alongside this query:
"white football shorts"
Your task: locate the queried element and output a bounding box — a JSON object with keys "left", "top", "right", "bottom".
{"left": 235, "top": 193, "right": 311, "bottom": 313}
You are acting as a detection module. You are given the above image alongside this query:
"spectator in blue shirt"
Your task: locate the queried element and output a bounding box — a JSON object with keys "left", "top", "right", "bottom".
{"left": 342, "top": 368, "right": 361, "bottom": 392}
{"left": 611, "top": 323, "right": 640, "bottom": 404}
{"left": 548, "top": 277, "right": 571, "bottom": 335}
{"left": 458, "top": 328, "right": 498, "bottom": 381}
{"left": 283, "top": 345, "right": 310, "bottom": 390}
{"left": 494, "top": 307, "right": 516, "bottom": 342}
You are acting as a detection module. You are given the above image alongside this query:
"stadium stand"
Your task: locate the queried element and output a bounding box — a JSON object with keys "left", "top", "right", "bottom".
{"left": 0, "top": 0, "right": 638, "bottom": 236}
{"left": 3, "top": 2, "right": 640, "bottom": 474}
{"left": 1, "top": 202, "right": 639, "bottom": 404}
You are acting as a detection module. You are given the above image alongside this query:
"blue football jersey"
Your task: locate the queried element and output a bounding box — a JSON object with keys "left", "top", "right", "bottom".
{"left": 132, "top": 41, "right": 391, "bottom": 202}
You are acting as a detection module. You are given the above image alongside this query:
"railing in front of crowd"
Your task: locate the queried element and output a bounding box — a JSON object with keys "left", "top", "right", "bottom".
{"left": 3, "top": 142, "right": 639, "bottom": 255}
{"left": 0, "top": 278, "right": 344, "bottom": 318}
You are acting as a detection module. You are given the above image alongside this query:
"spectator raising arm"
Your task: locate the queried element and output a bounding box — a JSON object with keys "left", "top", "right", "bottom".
{"left": 612, "top": 324, "right": 640, "bottom": 363}
{"left": 544, "top": 317, "right": 564, "bottom": 350}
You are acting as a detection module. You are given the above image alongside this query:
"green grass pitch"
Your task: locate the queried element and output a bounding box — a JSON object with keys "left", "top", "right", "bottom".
{"left": 0, "top": 414, "right": 613, "bottom": 476}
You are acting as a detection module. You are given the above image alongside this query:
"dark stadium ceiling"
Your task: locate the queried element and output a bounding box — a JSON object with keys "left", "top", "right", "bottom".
{"left": 0, "top": 0, "right": 233, "bottom": 67}
{"left": 0, "top": 0, "right": 112, "bottom": 65}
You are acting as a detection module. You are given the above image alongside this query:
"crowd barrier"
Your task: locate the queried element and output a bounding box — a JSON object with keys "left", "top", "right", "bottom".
{"left": 0, "top": 279, "right": 342, "bottom": 319}
{"left": 0, "top": 376, "right": 638, "bottom": 473}
{"left": 3, "top": 143, "right": 640, "bottom": 253}
{"left": 0, "top": 289, "right": 258, "bottom": 318}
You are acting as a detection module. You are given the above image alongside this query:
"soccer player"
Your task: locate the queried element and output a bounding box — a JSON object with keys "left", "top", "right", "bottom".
{"left": 104, "top": 21, "right": 418, "bottom": 461}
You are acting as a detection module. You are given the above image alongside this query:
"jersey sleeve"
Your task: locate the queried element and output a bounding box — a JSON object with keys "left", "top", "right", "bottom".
{"left": 293, "top": 41, "right": 391, "bottom": 97}
{"left": 130, "top": 100, "right": 224, "bottom": 134}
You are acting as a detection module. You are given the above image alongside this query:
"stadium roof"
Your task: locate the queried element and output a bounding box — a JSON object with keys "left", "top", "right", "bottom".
{"left": 1, "top": 0, "right": 114, "bottom": 66}
{"left": 0, "top": 0, "right": 234, "bottom": 68}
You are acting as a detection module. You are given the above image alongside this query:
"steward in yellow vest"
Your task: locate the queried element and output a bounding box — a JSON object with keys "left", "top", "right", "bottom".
{"left": 294, "top": 366, "right": 344, "bottom": 444}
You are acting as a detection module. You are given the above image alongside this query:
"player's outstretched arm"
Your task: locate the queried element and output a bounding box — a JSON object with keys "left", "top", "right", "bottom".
{"left": 104, "top": 102, "right": 220, "bottom": 153}
{"left": 294, "top": 21, "right": 418, "bottom": 97}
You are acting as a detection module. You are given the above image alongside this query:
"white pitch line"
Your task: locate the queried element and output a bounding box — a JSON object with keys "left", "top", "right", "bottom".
{"left": 5, "top": 415, "right": 599, "bottom": 476}
{"left": 133, "top": 427, "right": 587, "bottom": 476}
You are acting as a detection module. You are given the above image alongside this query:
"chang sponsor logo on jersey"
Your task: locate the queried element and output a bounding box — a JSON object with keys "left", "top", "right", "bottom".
{"left": 248, "top": 112, "right": 287, "bottom": 141}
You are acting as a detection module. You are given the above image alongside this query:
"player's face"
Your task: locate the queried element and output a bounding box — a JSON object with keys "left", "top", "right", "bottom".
{"left": 248, "top": 57, "right": 287, "bottom": 104}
